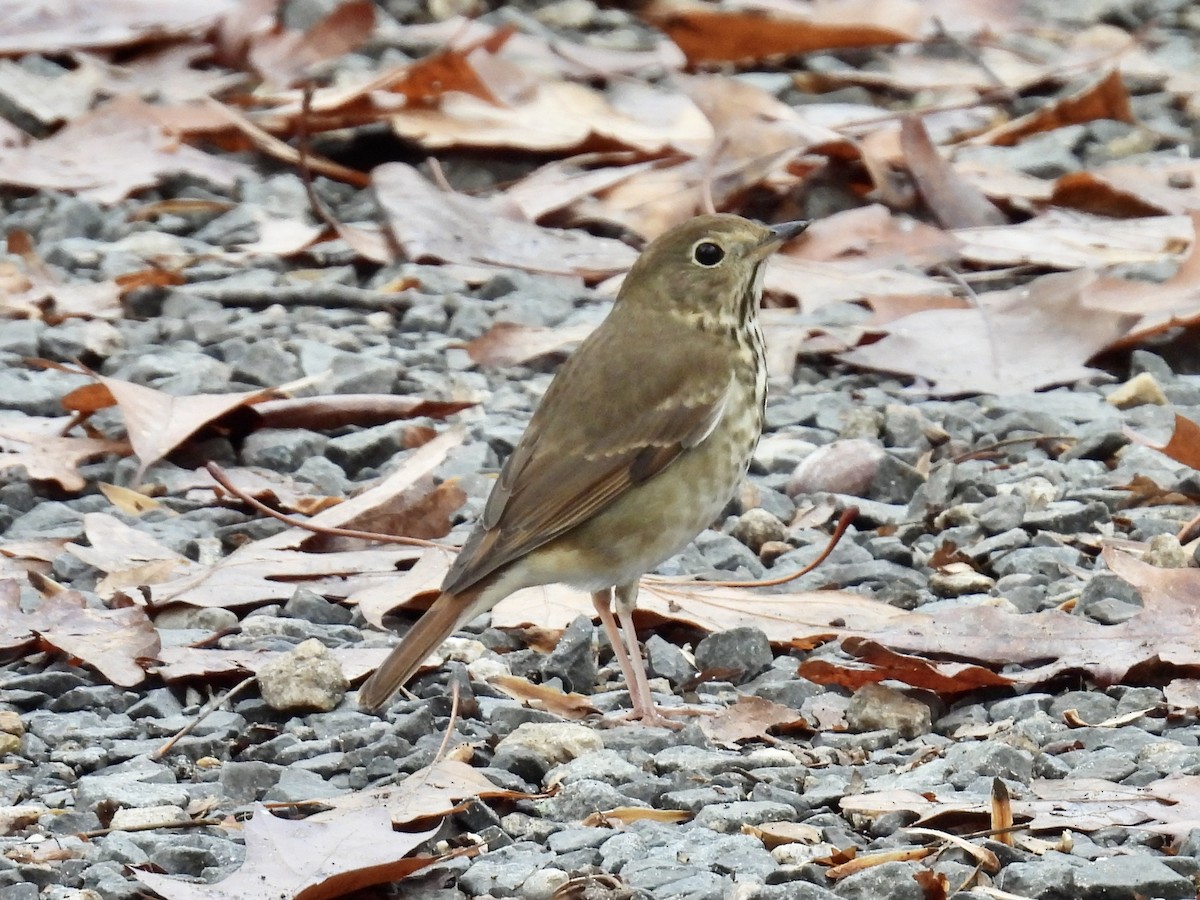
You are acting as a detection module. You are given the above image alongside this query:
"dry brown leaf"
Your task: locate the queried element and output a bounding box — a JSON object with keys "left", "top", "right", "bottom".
{"left": 134, "top": 805, "right": 438, "bottom": 900}
{"left": 311, "top": 758, "right": 539, "bottom": 825}
{"left": 388, "top": 78, "right": 710, "bottom": 156}
{"left": 1125, "top": 413, "right": 1200, "bottom": 470}
{"left": 955, "top": 211, "right": 1192, "bottom": 270}
{"left": 465, "top": 322, "right": 595, "bottom": 368}
{"left": 840, "top": 269, "right": 1136, "bottom": 395}
{"left": 785, "top": 205, "right": 961, "bottom": 271}
{"left": 826, "top": 846, "right": 934, "bottom": 879}
{"left": 147, "top": 432, "right": 462, "bottom": 607}
{"left": 1165, "top": 679, "right": 1200, "bottom": 712}
{"left": 152, "top": 646, "right": 393, "bottom": 682}
{"left": 797, "top": 547, "right": 1200, "bottom": 691}
{"left": 352, "top": 546, "right": 453, "bottom": 629}
{"left": 327, "top": 479, "right": 465, "bottom": 547}
{"left": 255, "top": 427, "right": 465, "bottom": 550}
{"left": 0, "top": 580, "right": 158, "bottom": 686}
{"left": 490, "top": 674, "right": 599, "bottom": 720}
{"left": 147, "top": 544, "right": 420, "bottom": 609}
{"left": 973, "top": 70, "right": 1135, "bottom": 147}
{"left": 0, "top": 95, "right": 253, "bottom": 203}
{"left": 798, "top": 638, "right": 1014, "bottom": 694}
{"left": 582, "top": 808, "right": 690, "bottom": 827}
{"left": 765, "top": 255, "right": 954, "bottom": 312}
{"left": 0, "top": 0, "right": 238, "bottom": 55}
{"left": 905, "top": 827, "right": 1000, "bottom": 873}
{"left": 698, "top": 695, "right": 809, "bottom": 745}
{"left": 0, "top": 416, "right": 128, "bottom": 491}
{"left": 743, "top": 822, "right": 823, "bottom": 849}
{"left": 843, "top": 774, "right": 1200, "bottom": 839}
{"left": 1052, "top": 158, "right": 1200, "bottom": 217}
{"left": 97, "top": 482, "right": 167, "bottom": 516}
{"left": 179, "top": 466, "right": 342, "bottom": 516}
{"left": 1083, "top": 210, "right": 1200, "bottom": 348}
{"left": 899, "top": 116, "right": 1005, "bottom": 229}
{"left": 87, "top": 375, "right": 280, "bottom": 481}
{"left": 642, "top": 0, "right": 924, "bottom": 65}
{"left": 251, "top": 394, "right": 474, "bottom": 431}
{"left": 374, "top": 162, "right": 637, "bottom": 281}
{"left": 862, "top": 294, "right": 971, "bottom": 327}
{"left": 66, "top": 512, "right": 190, "bottom": 597}
{"left": 248, "top": 0, "right": 375, "bottom": 88}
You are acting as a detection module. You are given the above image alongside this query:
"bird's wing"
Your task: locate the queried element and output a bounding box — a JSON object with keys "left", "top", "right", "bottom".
{"left": 442, "top": 317, "right": 735, "bottom": 596}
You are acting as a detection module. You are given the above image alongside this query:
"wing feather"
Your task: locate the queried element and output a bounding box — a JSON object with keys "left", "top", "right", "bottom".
{"left": 443, "top": 311, "right": 734, "bottom": 596}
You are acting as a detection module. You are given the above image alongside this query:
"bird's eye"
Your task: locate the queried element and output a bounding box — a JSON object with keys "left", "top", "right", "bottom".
{"left": 692, "top": 241, "right": 724, "bottom": 267}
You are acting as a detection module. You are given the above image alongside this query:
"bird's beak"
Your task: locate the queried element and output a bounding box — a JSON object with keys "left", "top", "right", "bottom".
{"left": 753, "top": 220, "right": 809, "bottom": 258}
{"left": 766, "top": 220, "right": 810, "bottom": 245}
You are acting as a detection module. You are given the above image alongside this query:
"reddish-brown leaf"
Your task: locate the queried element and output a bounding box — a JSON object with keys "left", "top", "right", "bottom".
{"left": 642, "top": 0, "right": 923, "bottom": 65}
{"left": 1125, "top": 413, "right": 1200, "bottom": 470}
{"left": 973, "top": 70, "right": 1134, "bottom": 147}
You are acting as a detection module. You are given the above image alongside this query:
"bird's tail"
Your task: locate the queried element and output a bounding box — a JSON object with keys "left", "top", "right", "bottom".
{"left": 357, "top": 587, "right": 482, "bottom": 712}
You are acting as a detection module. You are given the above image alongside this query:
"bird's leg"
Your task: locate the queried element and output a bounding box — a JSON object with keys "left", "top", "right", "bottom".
{"left": 613, "top": 581, "right": 663, "bottom": 722}
{"left": 591, "top": 586, "right": 672, "bottom": 726}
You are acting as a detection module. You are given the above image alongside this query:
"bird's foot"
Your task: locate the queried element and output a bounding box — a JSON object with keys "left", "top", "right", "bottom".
{"left": 599, "top": 701, "right": 717, "bottom": 729}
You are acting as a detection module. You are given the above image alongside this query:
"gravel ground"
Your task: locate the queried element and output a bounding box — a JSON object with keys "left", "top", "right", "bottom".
{"left": 5, "top": 2, "right": 1200, "bottom": 900}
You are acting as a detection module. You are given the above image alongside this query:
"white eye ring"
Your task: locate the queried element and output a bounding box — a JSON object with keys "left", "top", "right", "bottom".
{"left": 691, "top": 240, "right": 725, "bottom": 267}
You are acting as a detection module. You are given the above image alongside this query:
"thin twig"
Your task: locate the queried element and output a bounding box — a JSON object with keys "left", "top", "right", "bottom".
{"left": 152, "top": 675, "right": 258, "bottom": 759}
{"left": 432, "top": 678, "right": 461, "bottom": 766}
{"left": 205, "top": 462, "right": 449, "bottom": 549}
{"left": 951, "top": 434, "right": 1077, "bottom": 464}
{"left": 647, "top": 506, "right": 857, "bottom": 590}
{"left": 296, "top": 83, "right": 345, "bottom": 233}
{"left": 78, "top": 817, "right": 226, "bottom": 839}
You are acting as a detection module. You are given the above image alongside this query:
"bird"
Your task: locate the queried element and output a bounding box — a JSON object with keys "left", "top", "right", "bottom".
{"left": 358, "top": 213, "right": 809, "bottom": 722}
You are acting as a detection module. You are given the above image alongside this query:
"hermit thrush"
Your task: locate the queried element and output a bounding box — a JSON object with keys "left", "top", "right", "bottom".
{"left": 359, "top": 214, "right": 809, "bottom": 721}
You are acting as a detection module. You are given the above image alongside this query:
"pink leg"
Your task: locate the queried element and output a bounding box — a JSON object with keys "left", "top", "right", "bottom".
{"left": 592, "top": 586, "right": 672, "bottom": 726}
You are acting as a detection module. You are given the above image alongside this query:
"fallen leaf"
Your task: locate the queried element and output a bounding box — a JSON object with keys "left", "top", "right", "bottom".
{"left": 87, "top": 375, "right": 280, "bottom": 481}
{"left": 0, "top": 0, "right": 238, "bottom": 55}
{"left": 698, "top": 695, "right": 809, "bottom": 745}
{"left": 839, "top": 269, "right": 1136, "bottom": 395}
{"left": 388, "top": 78, "right": 711, "bottom": 156}
{"left": 0, "top": 95, "right": 254, "bottom": 203}
{"left": 310, "top": 758, "right": 539, "bottom": 825}
{"left": 1052, "top": 158, "right": 1200, "bottom": 217}
{"left": 466, "top": 322, "right": 595, "bottom": 368}
{"left": 582, "top": 808, "right": 690, "bottom": 826}
{"left": 0, "top": 416, "right": 128, "bottom": 491}
{"left": 374, "top": 162, "right": 637, "bottom": 281}
{"left": 797, "top": 547, "right": 1200, "bottom": 690}
{"left": 954, "top": 211, "right": 1192, "bottom": 270}
{"left": 248, "top": 0, "right": 375, "bottom": 88}
{"left": 899, "top": 116, "right": 1005, "bottom": 229}
{"left": 152, "top": 646, "right": 394, "bottom": 682}
{"left": 134, "top": 804, "right": 438, "bottom": 900}
{"left": 972, "top": 70, "right": 1134, "bottom": 147}
{"left": 1125, "top": 413, "right": 1200, "bottom": 470}
{"left": 798, "top": 638, "right": 1014, "bottom": 694}
{"left": 250, "top": 394, "right": 475, "bottom": 431}
{"left": 642, "top": 0, "right": 924, "bottom": 65}
{"left": 97, "top": 482, "right": 167, "bottom": 516}
{"left": 0, "top": 580, "right": 159, "bottom": 686}
{"left": 65, "top": 513, "right": 190, "bottom": 598}
{"left": 843, "top": 773, "right": 1200, "bottom": 840}
{"left": 489, "top": 674, "right": 599, "bottom": 720}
